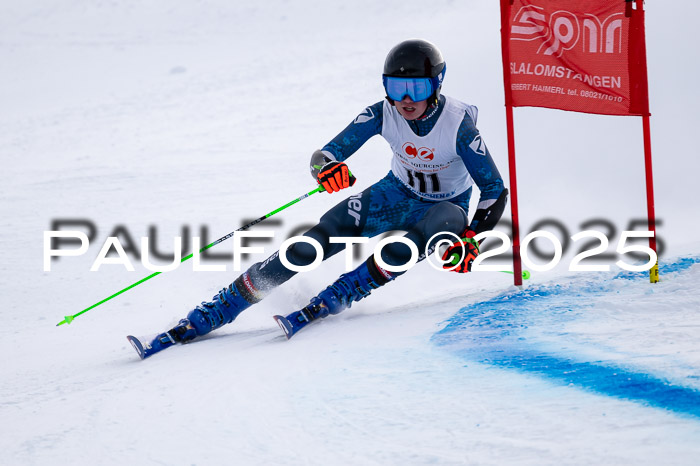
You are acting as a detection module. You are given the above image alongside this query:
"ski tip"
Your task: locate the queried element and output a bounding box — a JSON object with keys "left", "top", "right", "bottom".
{"left": 126, "top": 335, "right": 146, "bottom": 360}
{"left": 273, "top": 315, "right": 293, "bottom": 340}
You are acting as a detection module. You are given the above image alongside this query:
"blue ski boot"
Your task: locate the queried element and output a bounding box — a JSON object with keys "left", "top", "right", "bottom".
{"left": 274, "top": 256, "right": 395, "bottom": 339}
{"left": 127, "top": 271, "right": 267, "bottom": 359}
{"left": 181, "top": 272, "right": 265, "bottom": 339}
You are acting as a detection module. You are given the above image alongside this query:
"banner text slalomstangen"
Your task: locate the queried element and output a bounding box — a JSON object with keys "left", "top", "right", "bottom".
{"left": 502, "top": 0, "right": 648, "bottom": 116}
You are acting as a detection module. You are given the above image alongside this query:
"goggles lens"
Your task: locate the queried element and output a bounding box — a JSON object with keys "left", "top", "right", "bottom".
{"left": 383, "top": 77, "right": 433, "bottom": 102}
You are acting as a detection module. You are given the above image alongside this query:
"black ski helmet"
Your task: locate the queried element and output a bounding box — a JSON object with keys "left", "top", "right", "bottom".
{"left": 383, "top": 39, "right": 446, "bottom": 105}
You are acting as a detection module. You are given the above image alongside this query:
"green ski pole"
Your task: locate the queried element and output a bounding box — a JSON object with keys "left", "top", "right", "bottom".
{"left": 501, "top": 269, "right": 531, "bottom": 280}
{"left": 447, "top": 252, "right": 530, "bottom": 279}
{"left": 56, "top": 185, "right": 326, "bottom": 327}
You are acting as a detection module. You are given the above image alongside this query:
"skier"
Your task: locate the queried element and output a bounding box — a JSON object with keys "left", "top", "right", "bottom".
{"left": 129, "top": 39, "right": 507, "bottom": 355}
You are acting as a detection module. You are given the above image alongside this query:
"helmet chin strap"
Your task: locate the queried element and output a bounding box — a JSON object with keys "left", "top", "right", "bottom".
{"left": 417, "top": 94, "right": 440, "bottom": 120}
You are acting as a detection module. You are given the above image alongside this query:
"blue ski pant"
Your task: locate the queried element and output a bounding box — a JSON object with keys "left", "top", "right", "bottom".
{"left": 246, "top": 172, "right": 471, "bottom": 293}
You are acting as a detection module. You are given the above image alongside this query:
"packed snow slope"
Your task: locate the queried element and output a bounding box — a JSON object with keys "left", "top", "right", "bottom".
{"left": 2, "top": 1, "right": 700, "bottom": 465}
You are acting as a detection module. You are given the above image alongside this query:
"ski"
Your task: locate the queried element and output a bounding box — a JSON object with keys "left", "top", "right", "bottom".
{"left": 126, "top": 332, "right": 177, "bottom": 360}
{"left": 128, "top": 304, "right": 319, "bottom": 357}
{"left": 273, "top": 306, "right": 319, "bottom": 340}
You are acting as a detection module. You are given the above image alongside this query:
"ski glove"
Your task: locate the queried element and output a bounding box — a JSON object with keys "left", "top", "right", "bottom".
{"left": 441, "top": 228, "right": 479, "bottom": 273}
{"left": 317, "top": 161, "right": 356, "bottom": 194}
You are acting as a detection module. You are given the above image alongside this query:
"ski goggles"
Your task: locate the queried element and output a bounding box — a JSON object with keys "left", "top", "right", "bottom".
{"left": 383, "top": 76, "right": 434, "bottom": 102}
{"left": 382, "top": 67, "right": 445, "bottom": 102}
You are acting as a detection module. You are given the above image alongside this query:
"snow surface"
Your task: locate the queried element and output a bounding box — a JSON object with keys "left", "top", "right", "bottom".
{"left": 2, "top": 1, "right": 700, "bottom": 465}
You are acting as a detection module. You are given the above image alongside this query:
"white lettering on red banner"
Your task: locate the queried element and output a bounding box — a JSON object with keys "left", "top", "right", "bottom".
{"left": 502, "top": 0, "right": 648, "bottom": 116}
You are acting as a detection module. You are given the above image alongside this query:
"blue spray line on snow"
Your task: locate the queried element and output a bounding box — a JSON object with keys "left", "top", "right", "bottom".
{"left": 614, "top": 255, "right": 700, "bottom": 280}
{"left": 432, "top": 255, "right": 700, "bottom": 419}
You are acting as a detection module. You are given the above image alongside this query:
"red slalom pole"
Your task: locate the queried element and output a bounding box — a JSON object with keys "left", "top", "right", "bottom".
{"left": 505, "top": 104, "right": 523, "bottom": 287}
{"left": 642, "top": 114, "right": 659, "bottom": 283}
{"left": 635, "top": 0, "right": 659, "bottom": 283}
{"left": 500, "top": 0, "right": 523, "bottom": 286}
